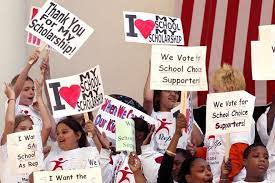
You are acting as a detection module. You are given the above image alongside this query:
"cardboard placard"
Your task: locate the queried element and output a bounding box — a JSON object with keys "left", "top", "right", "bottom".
{"left": 150, "top": 45, "right": 208, "bottom": 91}
{"left": 206, "top": 90, "right": 255, "bottom": 135}
{"left": 34, "top": 168, "right": 102, "bottom": 183}
{"left": 251, "top": 41, "right": 275, "bottom": 80}
{"left": 95, "top": 95, "right": 156, "bottom": 141}
{"left": 116, "top": 119, "right": 136, "bottom": 152}
{"left": 7, "top": 127, "right": 43, "bottom": 174}
{"left": 46, "top": 65, "right": 104, "bottom": 118}
{"left": 123, "top": 11, "right": 184, "bottom": 45}
{"left": 25, "top": 0, "right": 94, "bottom": 59}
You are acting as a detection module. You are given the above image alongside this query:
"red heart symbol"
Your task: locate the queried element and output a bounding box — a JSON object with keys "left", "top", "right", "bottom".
{"left": 59, "top": 85, "right": 81, "bottom": 109}
{"left": 134, "top": 19, "right": 155, "bottom": 39}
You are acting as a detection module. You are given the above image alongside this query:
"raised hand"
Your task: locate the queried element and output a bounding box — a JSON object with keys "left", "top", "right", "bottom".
{"left": 128, "top": 152, "right": 142, "bottom": 173}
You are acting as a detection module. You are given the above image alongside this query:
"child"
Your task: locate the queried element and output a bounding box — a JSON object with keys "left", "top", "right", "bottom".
{"left": 0, "top": 81, "right": 52, "bottom": 183}
{"left": 234, "top": 143, "right": 270, "bottom": 183}
{"left": 100, "top": 117, "right": 163, "bottom": 183}
{"left": 10, "top": 49, "right": 56, "bottom": 140}
{"left": 194, "top": 64, "right": 255, "bottom": 182}
{"left": 143, "top": 62, "right": 203, "bottom": 153}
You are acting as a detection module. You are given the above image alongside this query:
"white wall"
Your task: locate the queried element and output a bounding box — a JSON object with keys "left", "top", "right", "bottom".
{"left": 1, "top": 0, "right": 179, "bottom": 130}
{"left": 0, "top": 1, "right": 28, "bottom": 130}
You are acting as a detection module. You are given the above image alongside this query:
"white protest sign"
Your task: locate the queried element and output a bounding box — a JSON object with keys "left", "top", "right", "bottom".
{"left": 34, "top": 168, "right": 102, "bottom": 183}
{"left": 95, "top": 95, "right": 156, "bottom": 141}
{"left": 25, "top": 0, "right": 94, "bottom": 59}
{"left": 116, "top": 118, "right": 136, "bottom": 152}
{"left": 123, "top": 11, "right": 184, "bottom": 45}
{"left": 150, "top": 45, "right": 208, "bottom": 91}
{"left": 46, "top": 65, "right": 104, "bottom": 118}
{"left": 259, "top": 25, "right": 275, "bottom": 41}
{"left": 258, "top": 25, "right": 275, "bottom": 70}
{"left": 251, "top": 41, "right": 275, "bottom": 80}
{"left": 206, "top": 90, "right": 255, "bottom": 135}
{"left": 27, "top": 6, "right": 41, "bottom": 47}
{"left": 7, "top": 127, "right": 44, "bottom": 174}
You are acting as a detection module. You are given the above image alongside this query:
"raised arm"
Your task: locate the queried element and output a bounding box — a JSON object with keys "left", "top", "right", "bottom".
{"left": 35, "top": 79, "right": 52, "bottom": 146}
{"left": 40, "top": 50, "right": 52, "bottom": 113}
{"left": 1, "top": 83, "right": 16, "bottom": 145}
{"left": 143, "top": 61, "right": 154, "bottom": 115}
{"left": 128, "top": 152, "right": 146, "bottom": 183}
{"left": 157, "top": 113, "right": 186, "bottom": 183}
{"left": 13, "top": 49, "right": 40, "bottom": 98}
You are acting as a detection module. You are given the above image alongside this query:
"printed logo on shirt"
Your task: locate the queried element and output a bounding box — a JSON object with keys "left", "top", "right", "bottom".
{"left": 154, "top": 156, "right": 164, "bottom": 164}
{"left": 50, "top": 157, "right": 68, "bottom": 171}
{"left": 117, "top": 167, "right": 133, "bottom": 183}
{"left": 206, "top": 135, "right": 222, "bottom": 151}
{"left": 155, "top": 118, "right": 172, "bottom": 133}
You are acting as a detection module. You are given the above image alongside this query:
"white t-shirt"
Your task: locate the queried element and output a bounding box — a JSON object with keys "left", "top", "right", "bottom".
{"left": 109, "top": 144, "right": 163, "bottom": 183}
{"left": 205, "top": 120, "right": 255, "bottom": 183}
{"left": 0, "top": 144, "right": 29, "bottom": 183}
{"left": 44, "top": 146, "right": 100, "bottom": 171}
{"left": 150, "top": 111, "right": 202, "bottom": 153}
{"left": 256, "top": 107, "right": 275, "bottom": 146}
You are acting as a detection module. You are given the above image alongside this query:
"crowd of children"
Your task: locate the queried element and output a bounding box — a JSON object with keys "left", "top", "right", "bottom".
{"left": 0, "top": 49, "right": 274, "bottom": 183}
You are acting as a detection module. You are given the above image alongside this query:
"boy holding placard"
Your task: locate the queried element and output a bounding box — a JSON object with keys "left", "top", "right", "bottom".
{"left": 194, "top": 64, "right": 255, "bottom": 183}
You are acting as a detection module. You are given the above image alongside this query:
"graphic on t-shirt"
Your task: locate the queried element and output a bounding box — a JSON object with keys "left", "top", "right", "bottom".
{"left": 117, "top": 167, "right": 133, "bottom": 183}
{"left": 154, "top": 156, "right": 164, "bottom": 164}
{"left": 155, "top": 118, "right": 172, "bottom": 133}
{"left": 51, "top": 158, "right": 68, "bottom": 171}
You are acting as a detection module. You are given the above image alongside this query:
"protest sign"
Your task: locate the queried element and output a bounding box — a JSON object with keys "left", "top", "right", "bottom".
{"left": 27, "top": 6, "right": 41, "bottom": 47}
{"left": 251, "top": 41, "right": 275, "bottom": 80}
{"left": 150, "top": 45, "right": 207, "bottom": 91}
{"left": 116, "top": 118, "right": 136, "bottom": 152}
{"left": 259, "top": 25, "right": 275, "bottom": 41}
{"left": 123, "top": 11, "right": 184, "bottom": 45}
{"left": 7, "top": 127, "right": 43, "bottom": 174}
{"left": 46, "top": 65, "right": 104, "bottom": 118}
{"left": 206, "top": 90, "right": 255, "bottom": 135}
{"left": 34, "top": 168, "right": 102, "bottom": 183}
{"left": 95, "top": 95, "right": 156, "bottom": 141}
{"left": 26, "top": 0, "right": 94, "bottom": 59}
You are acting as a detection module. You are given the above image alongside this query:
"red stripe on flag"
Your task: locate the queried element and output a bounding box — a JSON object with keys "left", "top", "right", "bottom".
{"left": 221, "top": 0, "right": 240, "bottom": 66}
{"left": 267, "top": 0, "right": 275, "bottom": 102}
{"left": 181, "top": 0, "right": 195, "bottom": 45}
{"left": 243, "top": 0, "right": 262, "bottom": 96}
{"left": 197, "top": 0, "right": 217, "bottom": 106}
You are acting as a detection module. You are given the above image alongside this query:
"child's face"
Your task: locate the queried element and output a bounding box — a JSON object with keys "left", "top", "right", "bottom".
{"left": 19, "top": 80, "right": 35, "bottom": 106}
{"left": 159, "top": 91, "right": 179, "bottom": 111}
{"left": 14, "top": 119, "right": 33, "bottom": 132}
{"left": 56, "top": 123, "right": 80, "bottom": 151}
{"left": 245, "top": 146, "right": 269, "bottom": 177}
{"left": 186, "top": 159, "right": 213, "bottom": 183}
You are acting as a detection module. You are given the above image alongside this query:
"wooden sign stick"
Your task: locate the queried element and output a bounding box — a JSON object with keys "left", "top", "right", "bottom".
{"left": 180, "top": 91, "right": 187, "bottom": 133}
{"left": 84, "top": 112, "right": 93, "bottom": 138}
{"left": 28, "top": 42, "right": 48, "bottom": 65}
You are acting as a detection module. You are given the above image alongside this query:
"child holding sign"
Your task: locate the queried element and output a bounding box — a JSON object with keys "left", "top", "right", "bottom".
{"left": 194, "top": 64, "right": 255, "bottom": 182}
{"left": 10, "top": 49, "right": 56, "bottom": 139}
{"left": 143, "top": 63, "right": 203, "bottom": 153}
{"left": 0, "top": 80, "right": 52, "bottom": 183}
{"left": 234, "top": 143, "right": 270, "bottom": 183}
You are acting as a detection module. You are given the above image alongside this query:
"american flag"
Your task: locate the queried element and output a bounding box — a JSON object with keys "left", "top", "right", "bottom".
{"left": 180, "top": 0, "right": 275, "bottom": 107}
